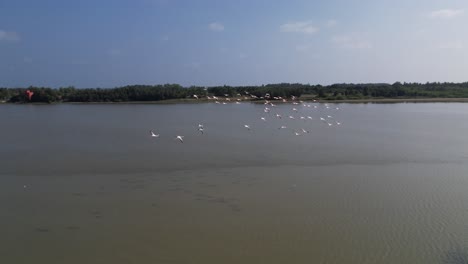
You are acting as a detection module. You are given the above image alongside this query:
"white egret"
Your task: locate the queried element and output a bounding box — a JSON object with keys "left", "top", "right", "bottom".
{"left": 176, "top": 136, "right": 184, "bottom": 143}
{"left": 150, "top": 130, "right": 160, "bottom": 138}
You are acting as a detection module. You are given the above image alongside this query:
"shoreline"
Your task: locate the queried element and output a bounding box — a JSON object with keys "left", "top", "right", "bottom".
{"left": 2, "top": 97, "right": 468, "bottom": 105}
{"left": 315, "top": 98, "right": 468, "bottom": 103}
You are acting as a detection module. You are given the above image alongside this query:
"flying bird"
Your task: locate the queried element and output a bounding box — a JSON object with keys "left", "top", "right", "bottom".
{"left": 176, "top": 135, "right": 184, "bottom": 143}
{"left": 150, "top": 130, "right": 160, "bottom": 138}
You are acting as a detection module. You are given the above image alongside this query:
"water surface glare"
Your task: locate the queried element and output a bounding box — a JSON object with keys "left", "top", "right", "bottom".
{"left": 1, "top": 102, "right": 468, "bottom": 264}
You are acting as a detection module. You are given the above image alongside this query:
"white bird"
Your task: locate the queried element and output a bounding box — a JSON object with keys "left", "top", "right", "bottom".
{"left": 301, "top": 128, "right": 310, "bottom": 134}
{"left": 150, "top": 130, "right": 160, "bottom": 138}
{"left": 215, "top": 101, "right": 220, "bottom": 104}
{"left": 260, "top": 117, "right": 266, "bottom": 121}
{"left": 193, "top": 95, "right": 199, "bottom": 99}
{"left": 235, "top": 101, "right": 241, "bottom": 104}
{"left": 244, "top": 125, "right": 251, "bottom": 130}
{"left": 222, "top": 102, "right": 227, "bottom": 105}
{"left": 198, "top": 124, "right": 204, "bottom": 128}
{"left": 300, "top": 116, "right": 305, "bottom": 120}
{"left": 292, "top": 108, "right": 298, "bottom": 112}
{"left": 307, "top": 116, "right": 313, "bottom": 120}
{"left": 327, "top": 115, "right": 333, "bottom": 118}
{"left": 198, "top": 128, "right": 204, "bottom": 134}
{"left": 278, "top": 125, "right": 287, "bottom": 129}
{"left": 289, "top": 115, "right": 295, "bottom": 119}
{"left": 276, "top": 113, "right": 282, "bottom": 119}
{"left": 320, "top": 118, "right": 332, "bottom": 126}
{"left": 335, "top": 121, "right": 341, "bottom": 125}
{"left": 294, "top": 131, "right": 301, "bottom": 136}
{"left": 176, "top": 135, "right": 184, "bottom": 143}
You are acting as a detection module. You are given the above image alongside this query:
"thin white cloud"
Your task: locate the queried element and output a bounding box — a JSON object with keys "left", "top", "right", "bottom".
{"left": 439, "top": 41, "right": 463, "bottom": 49}
{"left": 161, "top": 35, "right": 169, "bottom": 41}
{"left": 331, "top": 34, "right": 372, "bottom": 49}
{"left": 208, "top": 22, "right": 224, "bottom": 32}
{"left": 295, "top": 45, "right": 310, "bottom": 52}
{"left": 280, "top": 21, "right": 319, "bottom": 34}
{"left": 0, "top": 30, "right": 20, "bottom": 42}
{"left": 239, "top": 52, "right": 248, "bottom": 59}
{"left": 428, "top": 9, "right": 464, "bottom": 19}
{"left": 326, "top": 19, "right": 338, "bottom": 27}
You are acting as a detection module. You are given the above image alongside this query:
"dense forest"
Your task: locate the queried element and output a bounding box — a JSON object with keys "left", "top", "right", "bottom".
{"left": 2, "top": 82, "right": 468, "bottom": 103}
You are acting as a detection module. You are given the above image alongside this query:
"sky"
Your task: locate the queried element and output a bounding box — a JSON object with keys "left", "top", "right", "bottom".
{"left": 1, "top": 0, "right": 468, "bottom": 88}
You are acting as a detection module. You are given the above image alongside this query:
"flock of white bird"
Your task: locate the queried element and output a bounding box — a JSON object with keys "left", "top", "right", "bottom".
{"left": 150, "top": 92, "right": 342, "bottom": 143}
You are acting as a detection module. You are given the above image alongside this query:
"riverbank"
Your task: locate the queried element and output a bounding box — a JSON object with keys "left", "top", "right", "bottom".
{"left": 315, "top": 98, "right": 468, "bottom": 103}
{"left": 3, "top": 97, "right": 468, "bottom": 104}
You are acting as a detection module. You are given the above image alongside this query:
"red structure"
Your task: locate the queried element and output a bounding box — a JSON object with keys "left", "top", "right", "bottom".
{"left": 26, "top": 90, "right": 34, "bottom": 101}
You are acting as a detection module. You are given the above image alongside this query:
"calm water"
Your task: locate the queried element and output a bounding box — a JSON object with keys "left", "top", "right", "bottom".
{"left": 1, "top": 102, "right": 468, "bottom": 264}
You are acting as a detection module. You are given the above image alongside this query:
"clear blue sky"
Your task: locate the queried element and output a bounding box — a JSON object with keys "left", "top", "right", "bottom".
{"left": 1, "top": 0, "right": 468, "bottom": 87}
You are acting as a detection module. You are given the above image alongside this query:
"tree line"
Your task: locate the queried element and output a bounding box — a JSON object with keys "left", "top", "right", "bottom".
{"left": 2, "top": 82, "right": 468, "bottom": 103}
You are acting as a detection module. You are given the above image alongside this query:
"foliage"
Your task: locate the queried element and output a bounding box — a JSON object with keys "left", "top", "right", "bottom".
{"left": 2, "top": 82, "right": 468, "bottom": 103}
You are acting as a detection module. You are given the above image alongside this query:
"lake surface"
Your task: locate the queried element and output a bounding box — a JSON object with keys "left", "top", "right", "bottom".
{"left": 1, "top": 102, "right": 468, "bottom": 264}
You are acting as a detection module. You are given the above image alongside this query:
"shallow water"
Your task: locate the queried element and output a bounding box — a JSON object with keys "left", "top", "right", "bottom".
{"left": 1, "top": 102, "right": 467, "bottom": 263}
